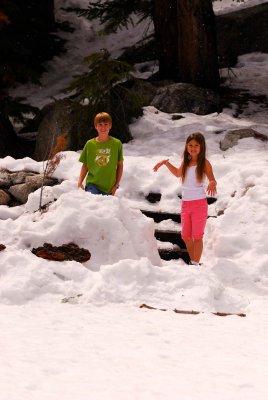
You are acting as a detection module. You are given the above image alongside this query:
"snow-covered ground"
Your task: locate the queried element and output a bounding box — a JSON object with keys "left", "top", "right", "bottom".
{"left": 1, "top": 1, "right": 268, "bottom": 399}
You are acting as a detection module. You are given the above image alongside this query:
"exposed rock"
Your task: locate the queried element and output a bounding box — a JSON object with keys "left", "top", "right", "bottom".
{"left": 0, "top": 170, "right": 36, "bottom": 187}
{"left": 34, "top": 99, "right": 90, "bottom": 161}
{"left": 0, "top": 244, "right": 6, "bottom": 251}
{"left": 220, "top": 128, "right": 268, "bottom": 151}
{"left": 0, "top": 190, "right": 11, "bottom": 205}
{"left": 0, "top": 169, "right": 59, "bottom": 205}
{"left": 19, "top": 102, "right": 55, "bottom": 135}
{"left": 11, "top": 171, "right": 36, "bottom": 185}
{"left": 8, "top": 182, "right": 38, "bottom": 204}
{"left": 120, "top": 79, "right": 157, "bottom": 114}
{"left": 146, "top": 192, "right": 162, "bottom": 204}
{"left": 171, "top": 114, "right": 184, "bottom": 121}
{"left": 151, "top": 83, "right": 220, "bottom": 115}
{"left": 0, "top": 172, "right": 12, "bottom": 188}
{"left": 32, "top": 242, "right": 91, "bottom": 263}
{"left": 25, "top": 174, "right": 57, "bottom": 189}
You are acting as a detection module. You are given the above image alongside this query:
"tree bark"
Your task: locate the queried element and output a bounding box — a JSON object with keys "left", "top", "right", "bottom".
{"left": 153, "top": 0, "right": 178, "bottom": 81}
{"left": 153, "top": 0, "right": 220, "bottom": 90}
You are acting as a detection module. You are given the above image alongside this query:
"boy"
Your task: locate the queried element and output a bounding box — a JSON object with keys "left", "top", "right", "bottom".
{"left": 78, "top": 112, "right": 123, "bottom": 195}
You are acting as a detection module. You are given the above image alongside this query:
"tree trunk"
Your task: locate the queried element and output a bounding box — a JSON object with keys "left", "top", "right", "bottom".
{"left": 153, "top": 0, "right": 220, "bottom": 90}
{"left": 153, "top": 0, "right": 178, "bottom": 81}
{"left": 177, "top": 0, "right": 219, "bottom": 90}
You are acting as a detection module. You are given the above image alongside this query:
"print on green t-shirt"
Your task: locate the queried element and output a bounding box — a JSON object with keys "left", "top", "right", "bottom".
{"left": 79, "top": 136, "right": 123, "bottom": 193}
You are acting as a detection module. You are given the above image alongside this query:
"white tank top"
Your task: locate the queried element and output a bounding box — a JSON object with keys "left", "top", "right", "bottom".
{"left": 182, "top": 166, "right": 206, "bottom": 201}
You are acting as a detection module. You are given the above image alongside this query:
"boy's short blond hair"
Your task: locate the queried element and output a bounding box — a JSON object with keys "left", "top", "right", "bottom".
{"left": 94, "top": 112, "right": 112, "bottom": 125}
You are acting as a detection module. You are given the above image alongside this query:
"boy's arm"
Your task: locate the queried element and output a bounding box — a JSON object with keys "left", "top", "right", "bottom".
{"left": 78, "top": 163, "right": 88, "bottom": 190}
{"left": 205, "top": 159, "right": 217, "bottom": 196}
{"left": 111, "top": 160, "right": 123, "bottom": 196}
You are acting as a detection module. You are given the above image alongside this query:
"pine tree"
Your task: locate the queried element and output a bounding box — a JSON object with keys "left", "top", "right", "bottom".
{"left": 68, "top": 0, "right": 220, "bottom": 90}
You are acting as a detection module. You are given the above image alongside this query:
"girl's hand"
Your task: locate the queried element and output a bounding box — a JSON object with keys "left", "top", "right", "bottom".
{"left": 153, "top": 159, "right": 169, "bottom": 172}
{"left": 207, "top": 180, "right": 217, "bottom": 197}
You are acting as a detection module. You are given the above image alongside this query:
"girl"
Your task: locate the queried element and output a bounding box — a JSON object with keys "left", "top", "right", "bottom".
{"left": 153, "top": 132, "right": 217, "bottom": 266}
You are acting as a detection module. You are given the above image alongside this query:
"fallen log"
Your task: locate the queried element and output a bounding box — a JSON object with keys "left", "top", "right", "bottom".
{"left": 139, "top": 303, "right": 246, "bottom": 317}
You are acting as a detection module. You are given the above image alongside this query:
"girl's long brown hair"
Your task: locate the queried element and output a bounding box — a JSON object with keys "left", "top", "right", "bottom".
{"left": 181, "top": 132, "right": 206, "bottom": 182}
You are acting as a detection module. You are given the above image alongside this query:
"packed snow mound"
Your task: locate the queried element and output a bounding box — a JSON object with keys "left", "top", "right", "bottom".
{"left": 0, "top": 190, "right": 161, "bottom": 268}
{"left": 0, "top": 188, "right": 259, "bottom": 313}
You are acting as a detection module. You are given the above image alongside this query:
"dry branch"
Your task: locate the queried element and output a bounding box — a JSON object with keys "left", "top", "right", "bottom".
{"left": 39, "top": 132, "right": 67, "bottom": 211}
{"left": 139, "top": 303, "right": 246, "bottom": 318}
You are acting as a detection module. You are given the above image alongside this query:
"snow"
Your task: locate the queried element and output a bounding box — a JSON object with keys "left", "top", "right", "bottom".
{"left": 213, "top": 0, "right": 268, "bottom": 14}
{"left": 1, "top": 1, "right": 268, "bottom": 399}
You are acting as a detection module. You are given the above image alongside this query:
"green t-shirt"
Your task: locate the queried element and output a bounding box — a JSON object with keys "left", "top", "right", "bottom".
{"left": 79, "top": 136, "right": 123, "bottom": 193}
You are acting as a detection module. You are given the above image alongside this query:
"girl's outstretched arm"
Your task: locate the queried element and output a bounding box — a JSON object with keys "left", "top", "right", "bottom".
{"left": 153, "top": 159, "right": 182, "bottom": 177}
{"left": 205, "top": 159, "right": 217, "bottom": 196}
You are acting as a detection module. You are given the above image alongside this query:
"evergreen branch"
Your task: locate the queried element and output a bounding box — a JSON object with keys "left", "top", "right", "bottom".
{"left": 63, "top": 0, "right": 153, "bottom": 34}
{"left": 64, "top": 49, "right": 135, "bottom": 102}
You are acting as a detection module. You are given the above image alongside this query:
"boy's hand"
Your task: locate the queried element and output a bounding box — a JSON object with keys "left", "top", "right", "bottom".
{"left": 206, "top": 180, "right": 217, "bottom": 197}
{"left": 111, "top": 184, "right": 119, "bottom": 196}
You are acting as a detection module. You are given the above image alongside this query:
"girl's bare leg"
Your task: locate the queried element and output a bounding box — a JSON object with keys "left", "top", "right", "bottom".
{"left": 184, "top": 239, "right": 194, "bottom": 261}
{"left": 192, "top": 239, "right": 203, "bottom": 263}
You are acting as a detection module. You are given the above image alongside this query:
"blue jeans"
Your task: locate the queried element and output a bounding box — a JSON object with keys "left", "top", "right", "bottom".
{"left": 85, "top": 184, "right": 110, "bottom": 196}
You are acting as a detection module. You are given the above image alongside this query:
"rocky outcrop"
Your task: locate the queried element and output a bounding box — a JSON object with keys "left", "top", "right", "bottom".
{"left": 0, "top": 190, "right": 12, "bottom": 205}
{"left": 33, "top": 99, "right": 90, "bottom": 161}
{"left": 220, "top": 128, "right": 268, "bottom": 151}
{"left": 0, "top": 169, "right": 58, "bottom": 205}
{"left": 151, "top": 83, "right": 220, "bottom": 115}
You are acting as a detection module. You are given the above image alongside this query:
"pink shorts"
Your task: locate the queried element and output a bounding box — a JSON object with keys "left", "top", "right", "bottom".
{"left": 181, "top": 198, "right": 208, "bottom": 240}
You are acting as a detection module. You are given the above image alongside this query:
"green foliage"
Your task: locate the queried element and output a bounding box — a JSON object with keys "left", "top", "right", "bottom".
{"left": 63, "top": 0, "right": 153, "bottom": 34}
{"left": 64, "top": 49, "right": 135, "bottom": 105}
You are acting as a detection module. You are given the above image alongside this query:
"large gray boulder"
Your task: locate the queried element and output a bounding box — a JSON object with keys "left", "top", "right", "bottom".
{"left": 8, "top": 182, "right": 39, "bottom": 204}
{"left": 151, "top": 83, "right": 220, "bottom": 115}
{"left": 0, "top": 169, "right": 58, "bottom": 205}
{"left": 0, "top": 190, "right": 11, "bottom": 206}
{"left": 220, "top": 128, "right": 268, "bottom": 151}
{"left": 34, "top": 99, "right": 90, "bottom": 161}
